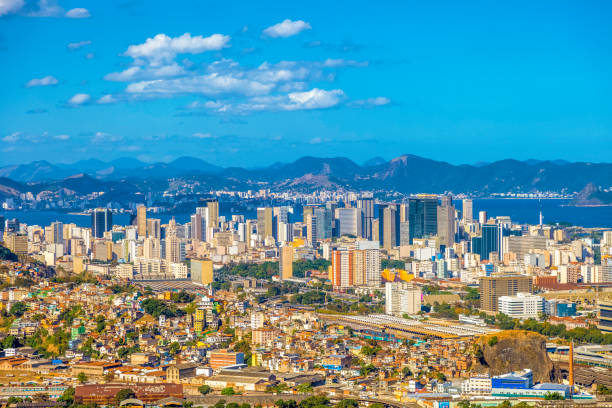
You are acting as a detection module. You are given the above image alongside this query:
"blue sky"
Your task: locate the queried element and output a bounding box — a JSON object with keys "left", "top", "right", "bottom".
{"left": 1, "top": 0, "right": 611, "bottom": 167}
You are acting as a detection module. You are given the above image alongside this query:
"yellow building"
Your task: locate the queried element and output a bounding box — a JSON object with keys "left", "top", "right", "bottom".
{"left": 137, "top": 205, "right": 147, "bottom": 238}
{"left": 4, "top": 233, "right": 27, "bottom": 256}
{"left": 191, "top": 259, "right": 214, "bottom": 285}
{"left": 279, "top": 246, "right": 293, "bottom": 280}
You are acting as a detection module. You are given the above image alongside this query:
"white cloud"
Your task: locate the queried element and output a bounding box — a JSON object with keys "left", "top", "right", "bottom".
{"left": 54, "top": 134, "right": 70, "bottom": 140}
{"left": 284, "top": 88, "right": 344, "bottom": 110}
{"left": 192, "top": 132, "right": 213, "bottom": 139}
{"left": 26, "top": 0, "right": 63, "bottom": 17}
{"left": 126, "top": 73, "right": 273, "bottom": 97}
{"left": 68, "top": 93, "right": 90, "bottom": 105}
{"left": 65, "top": 7, "right": 89, "bottom": 18}
{"left": 26, "top": 75, "right": 58, "bottom": 87}
{"left": 263, "top": 19, "right": 311, "bottom": 38}
{"left": 92, "top": 131, "right": 122, "bottom": 143}
{"left": 211, "top": 88, "right": 344, "bottom": 114}
{"left": 67, "top": 40, "right": 91, "bottom": 50}
{"left": 104, "top": 63, "right": 185, "bottom": 82}
{"left": 350, "top": 96, "right": 391, "bottom": 107}
{"left": 125, "top": 33, "right": 230, "bottom": 64}
{"left": 97, "top": 94, "right": 116, "bottom": 104}
{"left": 0, "top": 0, "right": 24, "bottom": 16}
{"left": 2, "top": 131, "right": 21, "bottom": 143}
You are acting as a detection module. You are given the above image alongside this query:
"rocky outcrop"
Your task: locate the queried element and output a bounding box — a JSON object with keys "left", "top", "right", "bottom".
{"left": 472, "top": 330, "right": 557, "bottom": 383}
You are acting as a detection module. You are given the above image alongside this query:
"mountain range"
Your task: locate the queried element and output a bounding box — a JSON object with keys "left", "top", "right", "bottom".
{"left": 0, "top": 154, "right": 611, "bottom": 198}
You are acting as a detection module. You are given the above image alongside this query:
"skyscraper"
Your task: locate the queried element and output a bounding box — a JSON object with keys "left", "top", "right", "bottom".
{"left": 463, "top": 199, "right": 473, "bottom": 222}
{"left": 205, "top": 198, "right": 219, "bottom": 228}
{"left": 378, "top": 204, "right": 399, "bottom": 250}
{"left": 279, "top": 245, "right": 294, "bottom": 280}
{"left": 257, "top": 207, "right": 274, "bottom": 240}
{"left": 137, "top": 205, "right": 147, "bottom": 238}
{"left": 437, "top": 202, "right": 456, "bottom": 248}
{"left": 91, "top": 208, "right": 112, "bottom": 239}
{"left": 357, "top": 197, "right": 374, "bottom": 240}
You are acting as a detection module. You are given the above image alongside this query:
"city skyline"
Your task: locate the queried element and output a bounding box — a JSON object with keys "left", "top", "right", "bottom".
{"left": 2, "top": 1, "right": 612, "bottom": 166}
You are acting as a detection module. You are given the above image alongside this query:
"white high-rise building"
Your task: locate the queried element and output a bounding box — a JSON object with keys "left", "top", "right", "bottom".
{"left": 385, "top": 282, "right": 421, "bottom": 315}
{"left": 498, "top": 292, "right": 545, "bottom": 319}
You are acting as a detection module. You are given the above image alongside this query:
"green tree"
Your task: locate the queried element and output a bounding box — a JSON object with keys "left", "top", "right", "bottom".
{"left": 221, "top": 387, "right": 236, "bottom": 396}
{"left": 77, "top": 372, "right": 88, "bottom": 384}
{"left": 115, "top": 388, "right": 136, "bottom": 404}
{"left": 168, "top": 342, "right": 181, "bottom": 356}
{"left": 296, "top": 383, "right": 313, "bottom": 394}
{"left": 334, "top": 400, "right": 358, "bottom": 408}
{"left": 9, "top": 301, "right": 27, "bottom": 317}
{"left": 57, "top": 387, "right": 75, "bottom": 406}
{"left": 198, "top": 385, "right": 212, "bottom": 395}
{"left": 544, "top": 392, "right": 564, "bottom": 400}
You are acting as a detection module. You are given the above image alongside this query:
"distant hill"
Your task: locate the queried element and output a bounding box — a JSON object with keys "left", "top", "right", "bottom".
{"left": 0, "top": 154, "right": 611, "bottom": 195}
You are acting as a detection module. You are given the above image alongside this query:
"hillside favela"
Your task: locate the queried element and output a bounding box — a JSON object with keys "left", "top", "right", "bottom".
{"left": 1, "top": 2, "right": 612, "bottom": 408}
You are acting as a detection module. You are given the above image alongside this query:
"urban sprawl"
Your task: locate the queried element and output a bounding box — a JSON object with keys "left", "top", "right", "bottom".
{"left": 1, "top": 193, "right": 612, "bottom": 408}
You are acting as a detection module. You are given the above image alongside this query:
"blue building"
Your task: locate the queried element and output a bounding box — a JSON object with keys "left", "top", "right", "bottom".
{"left": 491, "top": 369, "right": 533, "bottom": 389}
{"left": 557, "top": 302, "right": 577, "bottom": 317}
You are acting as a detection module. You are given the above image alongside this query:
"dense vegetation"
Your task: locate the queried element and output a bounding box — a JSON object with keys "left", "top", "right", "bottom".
{"left": 141, "top": 298, "right": 186, "bottom": 318}
{"left": 490, "top": 313, "right": 612, "bottom": 345}
{"left": 0, "top": 245, "right": 18, "bottom": 262}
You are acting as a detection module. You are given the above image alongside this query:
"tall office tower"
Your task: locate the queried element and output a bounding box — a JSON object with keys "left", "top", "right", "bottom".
{"left": 404, "top": 196, "right": 438, "bottom": 242}
{"left": 479, "top": 275, "right": 533, "bottom": 312}
{"left": 337, "top": 208, "right": 361, "bottom": 237}
{"left": 472, "top": 224, "right": 499, "bottom": 261}
{"left": 399, "top": 222, "right": 411, "bottom": 246}
{"left": 143, "top": 237, "right": 161, "bottom": 259}
{"left": 385, "top": 282, "right": 422, "bottom": 315}
{"left": 147, "top": 218, "right": 161, "bottom": 239}
{"left": 202, "top": 198, "right": 219, "bottom": 228}
{"left": 303, "top": 205, "right": 315, "bottom": 224}
{"left": 245, "top": 220, "right": 253, "bottom": 247}
{"left": 165, "top": 235, "right": 185, "bottom": 263}
{"left": 441, "top": 194, "right": 453, "bottom": 208}
{"left": 306, "top": 214, "right": 318, "bottom": 243}
{"left": 137, "top": 205, "right": 147, "bottom": 238}
{"left": 378, "top": 204, "right": 399, "bottom": 250}
{"left": 0, "top": 216, "right": 4, "bottom": 239}
{"left": 314, "top": 207, "right": 332, "bottom": 240}
{"left": 190, "top": 213, "right": 205, "bottom": 242}
{"left": 437, "top": 203, "right": 456, "bottom": 248}
{"left": 603, "top": 230, "right": 612, "bottom": 246}
{"left": 91, "top": 208, "right": 113, "bottom": 239}
{"left": 274, "top": 206, "right": 291, "bottom": 224}
{"left": 5, "top": 233, "right": 28, "bottom": 256}
{"left": 257, "top": 207, "right": 274, "bottom": 240}
{"left": 332, "top": 249, "right": 353, "bottom": 290}
{"left": 357, "top": 197, "right": 374, "bottom": 240}
{"left": 279, "top": 245, "right": 294, "bottom": 280}
{"left": 50, "top": 221, "right": 64, "bottom": 244}
{"left": 463, "top": 199, "right": 473, "bottom": 222}
{"left": 277, "top": 222, "right": 293, "bottom": 243}
{"left": 479, "top": 211, "right": 488, "bottom": 224}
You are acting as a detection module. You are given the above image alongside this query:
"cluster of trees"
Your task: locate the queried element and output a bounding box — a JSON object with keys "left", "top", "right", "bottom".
{"left": 431, "top": 302, "right": 458, "bottom": 319}
{"left": 319, "top": 299, "right": 383, "bottom": 315}
{"left": 170, "top": 290, "right": 196, "bottom": 303}
{"left": 141, "top": 298, "right": 186, "bottom": 318}
{"left": 0, "top": 245, "right": 18, "bottom": 262}
{"left": 292, "top": 259, "right": 331, "bottom": 278}
{"left": 218, "top": 262, "right": 279, "bottom": 279}
{"left": 493, "top": 313, "right": 612, "bottom": 344}
{"left": 381, "top": 259, "right": 405, "bottom": 270}
{"left": 290, "top": 291, "right": 326, "bottom": 305}
{"left": 274, "top": 396, "right": 364, "bottom": 408}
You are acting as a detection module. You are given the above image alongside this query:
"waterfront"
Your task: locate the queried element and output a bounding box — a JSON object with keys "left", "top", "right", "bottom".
{"left": 2, "top": 198, "right": 612, "bottom": 229}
